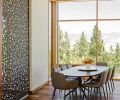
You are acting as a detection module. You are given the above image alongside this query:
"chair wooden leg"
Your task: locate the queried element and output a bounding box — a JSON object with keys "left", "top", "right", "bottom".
{"left": 102, "top": 86, "right": 106, "bottom": 100}
{"left": 98, "top": 87, "right": 102, "bottom": 100}
{"left": 82, "top": 87, "right": 85, "bottom": 100}
{"left": 64, "top": 90, "right": 66, "bottom": 100}
{"left": 52, "top": 88, "right": 56, "bottom": 100}
{"left": 75, "top": 89, "right": 78, "bottom": 100}
{"left": 88, "top": 87, "right": 90, "bottom": 100}
{"left": 94, "top": 87, "right": 96, "bottom": 94}
{"left": 110, "top": 80, "right": 113, "bottom": 92}
{"left": 90, "top": 87, "right": 93, "bottom": 95}
{"left": 112, "top": 79, "right": 115, "bottom": 89}
{"left": 108, "top": 81, "right": 111, "bottom": 94}
{"left": 80, "top": 87, "right": 81, "bottom": 97}
{"left": 59, "top": 90, "right": 62, "bottom": 93}
{"left": 96, "top": 88, "right": 98, "bottom": 96}
{"left": 105, "top": 83, "right": 109, "bottom": 97}
{"left": 111, "top": 79, "right": 115, "bottom": 91}
{"left": 72, "top": 89, "right": 73, "bottom": 96}
{"left": 81, "top": 87, "right": 87, "bottom": 99}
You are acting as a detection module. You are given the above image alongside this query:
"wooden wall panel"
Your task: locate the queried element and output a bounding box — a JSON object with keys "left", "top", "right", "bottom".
{"left": 51, "top": 1, "right": 57, "bottom": 68}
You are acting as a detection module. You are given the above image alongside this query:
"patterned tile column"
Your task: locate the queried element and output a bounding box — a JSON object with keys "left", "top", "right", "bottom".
{"left": 2, "top": 0, "right": 29, "bottom": 99}
{"left": 0, "top": 0, "right": 3, "bottom": 99}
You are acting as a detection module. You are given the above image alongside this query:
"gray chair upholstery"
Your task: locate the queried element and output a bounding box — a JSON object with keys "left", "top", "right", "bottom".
{"left": 82, "top": 70, "right": 108, "bottom": 100}
{"left": 84, "top": 62, "right": 107, "bottom": 83}
{"left": 66, "top": 64, "right": 72, "bottom": 69}
{"left": 59, "top": 64, "right": 67, "bottom": 71}
{"left": 53, "top": 66, "right": 61, "bottom": 72}
{"left": 93, "top": 62, "right": 108, "bottom": 80}
{"left": 51, "top": 72, "right": 79, "bottom": 100}
{"left": 104, "top": 67, "right": 113, "bottom": 96}
{"left": 110, "top": 66, "right": 115, "bottom": 92}
{"left": 96, "top": 62, "right": 107, "bottom": 66}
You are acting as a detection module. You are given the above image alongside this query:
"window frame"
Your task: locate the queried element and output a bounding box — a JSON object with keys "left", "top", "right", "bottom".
{"left": 51, "top": 0, "right": 120, "bottom": 66}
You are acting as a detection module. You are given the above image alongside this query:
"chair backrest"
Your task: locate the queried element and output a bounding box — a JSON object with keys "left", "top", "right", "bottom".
{"left": 106, "top": 67, "right": 113, "bottom": 83}
{"left": 99, "top": 70, "right": 108, "bottom": 86}
{"left": 51, "top": 71, "right": 65, "bottom": 89}
{"left": 66, "top": 64, "right": 72, "bottom": 69}
{"left": 53, "top": 66, "right": 61, "bottom": 72}
{"left": 96, "top": 62, "right": 107, "bottom": 66}
{"left": 111, "top": 66, "right": 115, "bottom": 79}
{"left": 59, "top": 64, "right": 67, "bottom": 71}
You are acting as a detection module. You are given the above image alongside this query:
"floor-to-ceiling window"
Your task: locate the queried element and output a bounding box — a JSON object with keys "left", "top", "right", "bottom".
{"left": 58, "top": 1, "right": 97, "bottom": 64}
{"left": 51, "top": 0, "right": 120, "bottom": 79}
{"left": 98, "top": 0, "right": 120, "bottom": 79}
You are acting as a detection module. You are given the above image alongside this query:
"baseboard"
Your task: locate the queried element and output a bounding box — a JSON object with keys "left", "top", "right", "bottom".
{"left": 29, "top": 81, "right": 49, "bottom": 95}
{"left": 20, "top": 94, "right": 29, "bottom": 100}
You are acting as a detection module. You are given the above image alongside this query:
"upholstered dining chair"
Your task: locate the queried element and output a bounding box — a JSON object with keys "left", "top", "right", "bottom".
{"left": 51, "top": 71, "right": 79, "bottom": 100}
{"left": 93, "top": 62, "right": 108, "bottom": 79}
{"left": 96, "top": 62, "right": 107, "bottom": 66}
{"left": 59, "top": 64, "right": 68, "bottom": 71}
{"left": 66, "top": 64, "right": 72, "bottom": 69}
{"left": 82, "top": 70, "right": 108, "bottom": 100}
{"left": 83, "top": 62, "right": 108, "bottom": 83}
{"left": 104, "top": 67, "right": 113, "bottom": 97}
{"left": 110, "top": 66, "right": 115, "bottom": 92}
{"left": 53, "top": 66, "right": 61, "bottom": 72}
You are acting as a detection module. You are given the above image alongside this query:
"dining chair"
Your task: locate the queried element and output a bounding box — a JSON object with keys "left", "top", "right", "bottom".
{"left": 93, "top": 62, "right": 108, "bottom": 80}
{"left": 110, "top": 66, "right": 115, "bottom": 92}
{"left": 52, "top": 65, "right": 78, "bottom": 94}
{"left": 105, "top": 67, "right": 113, "bottom": 96}
{"left": 61, "top": 64, "right": 80, "bottom": 82}
{"left": 53, "top": 66, "right": 61, "bottom": 72}
{"left": 66, "top": 64, "right": 72, "bottom": 69}
{"left": 96, "top": 62, "right": 107, "bottom": 66}
{"left": 59, "top": 64, "right": 68, "bottom": 71}
{"left": 82, "top": 70, "right": 108, "bottom": 100}
{"left": 51, "top": 71, "right": 79, "bottom": 100}
{"left": 83, "top": 62, "right": 107, "bottom": 83}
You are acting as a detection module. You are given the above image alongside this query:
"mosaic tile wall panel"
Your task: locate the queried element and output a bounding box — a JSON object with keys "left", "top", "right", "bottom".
{"left": 2, "top": 0, "right": 29, "bottom": 99}
{"left": 0, "top": 0, "right": 3, "bottom": 99}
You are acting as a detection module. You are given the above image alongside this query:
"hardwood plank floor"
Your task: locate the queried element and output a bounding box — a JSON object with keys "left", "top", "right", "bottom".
{"left": 26, "top": 81, "right": 120, "bottom": 100}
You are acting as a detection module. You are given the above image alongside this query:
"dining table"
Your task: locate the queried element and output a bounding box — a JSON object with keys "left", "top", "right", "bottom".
{"left": 60, "top": 65, "right": 108, "bottom": 99}
{"left": 60, "top": 65, "right": 108, "bottom": 77}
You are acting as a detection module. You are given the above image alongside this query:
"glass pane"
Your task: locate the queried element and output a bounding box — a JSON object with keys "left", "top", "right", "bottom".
{"left": 99, "top": 0, "right": 120, "bottom": 19}
{"left": 58, "top": 21, "right": 96, "bottom": 64}
{"left": 99, "top": 21, "right": 120, "bottom": 78}
{"left": 58, "top": 1, "right": 96, "bottom": 20}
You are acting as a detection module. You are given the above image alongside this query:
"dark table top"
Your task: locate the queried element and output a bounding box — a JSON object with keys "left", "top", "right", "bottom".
{"left": 60, "top": 65, "right": 108, "bottom": 77}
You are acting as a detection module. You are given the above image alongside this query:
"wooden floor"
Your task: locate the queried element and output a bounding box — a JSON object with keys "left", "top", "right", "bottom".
{"left": 26, "top": 81, "right": 120, "bottom": 100}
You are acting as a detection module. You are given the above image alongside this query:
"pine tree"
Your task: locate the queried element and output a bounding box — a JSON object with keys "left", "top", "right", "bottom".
{"left": 108, "top": 45, "right": 115, "bottom": 66}
{"left": 58, "top": 27, "right": 65, "bottom": 63}
{"left": 114, "top": 43, "right": 120, "bottom": 66}
{"left": 72, "top": 32, "right": 88, "bottom": 63}
{"left": 89, "top": 25, "right": 97, "bottom": 59}
{"left": 89, "top": 25, "right": 105, "bottom": 62}
{"left": 58, "top": 27, "right": 71, "bottom": 63}
{"left": 109, "top": 45, "right": 114, "bottom": 53}
{"left": 63, "top": 32, "right": 71, "bottom": 63}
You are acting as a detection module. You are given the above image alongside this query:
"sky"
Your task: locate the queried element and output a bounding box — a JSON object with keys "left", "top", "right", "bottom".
{"left": 58, "top": 0, "right": 120, "bottom": 52}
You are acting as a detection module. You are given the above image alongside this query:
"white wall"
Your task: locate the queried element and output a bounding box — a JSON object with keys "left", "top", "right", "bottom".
{"left": 30, "top": 0, "right": 49, "bottom": 91}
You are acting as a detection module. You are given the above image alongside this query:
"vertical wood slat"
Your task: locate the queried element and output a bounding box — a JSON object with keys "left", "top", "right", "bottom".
{"left": 51, "top": 1, "right": 57, "bottom": 68}
{"left": 0, "top": 0, "right": 3, "bottom": 99}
